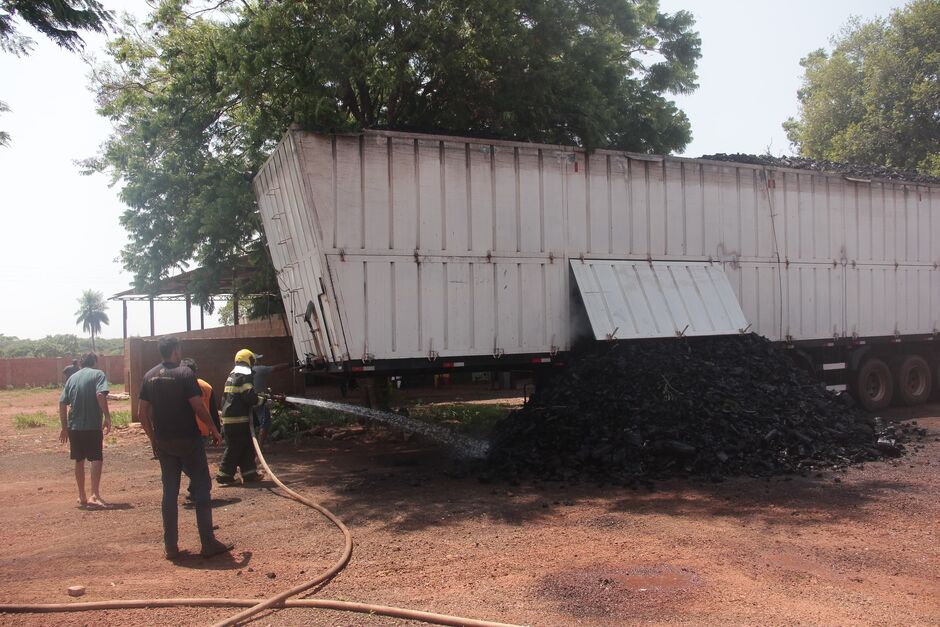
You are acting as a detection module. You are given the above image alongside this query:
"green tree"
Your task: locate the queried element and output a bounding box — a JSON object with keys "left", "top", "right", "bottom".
{"left": 1, "top": 0, "right": 112, "bottom": 146}
{"left": 0, "top": 0, "right": 111, "bottom": 55}
{"left": 217, "top": 298, "right": 249, "bottom": 326}
{"left": 0, "top": 99, "right": 8, "bottom": 147}
{"left": 784, "top": 0, "right": 940, "bottom": 175}
{"left": 75, "top": 290, "right": 110, "bottom": 351}
{"left": 0, "top": 334, "right": 123, "bottom": 358}
{"left": 87, "top": 0, "right": 700, "bottom": 305}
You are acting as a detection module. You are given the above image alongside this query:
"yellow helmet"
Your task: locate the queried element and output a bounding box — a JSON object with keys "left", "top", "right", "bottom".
{"left": 234, "top": 349, "right": 256, "bottom": 366}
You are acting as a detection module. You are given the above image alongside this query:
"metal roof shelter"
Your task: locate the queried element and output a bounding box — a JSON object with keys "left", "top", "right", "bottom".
{"left": 109, "top": 262, "right": 269, "bottom": 338}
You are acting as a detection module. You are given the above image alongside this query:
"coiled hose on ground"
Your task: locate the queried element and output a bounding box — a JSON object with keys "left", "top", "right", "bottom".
{"left": 0, "top": 418, "right": 521, "bottom": 627}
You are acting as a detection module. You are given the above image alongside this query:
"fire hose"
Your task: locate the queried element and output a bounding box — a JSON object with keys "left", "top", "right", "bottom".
{"left": 0, "top": 409, "right": 522, "bottom": 627}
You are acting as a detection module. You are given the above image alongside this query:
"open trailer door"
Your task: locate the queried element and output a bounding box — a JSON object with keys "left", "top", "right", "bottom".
{"left": 570, "top": 260, "right": 749, "bottom": 341}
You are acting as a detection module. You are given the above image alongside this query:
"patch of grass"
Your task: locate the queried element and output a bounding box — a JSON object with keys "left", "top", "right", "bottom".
{"left": 110, "top": 410, "right": 132, "bottom": 428}
{"left": 407, "top": 403, "right": 511, "bottom": 437}
{"left": 268, "top": 403, "right": 352, "bottom": 441}
{"left": 268, "top": 399, "right": 512, "bottom": 441}
{"left": 13, "top": 412, "right": 59, "bottom": 429}
{"left": 3, "top": 385, "right": 60, "bottom": 396}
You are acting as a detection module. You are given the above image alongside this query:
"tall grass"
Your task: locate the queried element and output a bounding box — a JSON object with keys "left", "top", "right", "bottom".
{"left": 13, "top": 412, "right": 59, "bottom": 429}
{"left": 110, "top": 410, "right": 132, "bottom": 428}
{"left": 11, "top": 410, "right": 131, "bottom": 429}
{"left": 406, "top": 403, "right": 511, "bottom": 436}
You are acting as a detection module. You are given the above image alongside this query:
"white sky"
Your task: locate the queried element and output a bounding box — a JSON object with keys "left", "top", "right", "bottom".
{"left": 0, "top": 0, "right": 904, "bottom": 340}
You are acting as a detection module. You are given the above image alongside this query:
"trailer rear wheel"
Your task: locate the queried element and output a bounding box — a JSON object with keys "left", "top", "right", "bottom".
{"left": 935, "top": 357, "right": 940, "bottom": 400}
{"left": 855, "top": 358, "right": 893, "bottom": 411}
{"left": 895, "top": 355, "right": 932, "bottom": 406}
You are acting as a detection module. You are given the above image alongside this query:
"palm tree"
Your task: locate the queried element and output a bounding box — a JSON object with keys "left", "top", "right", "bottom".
{"left": 75, "top": 290, "right": 110, "bottom": 351}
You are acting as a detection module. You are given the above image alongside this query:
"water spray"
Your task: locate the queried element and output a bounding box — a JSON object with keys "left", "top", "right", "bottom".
{"left": 283, "top": 396, "right": 491, "bottom": 459}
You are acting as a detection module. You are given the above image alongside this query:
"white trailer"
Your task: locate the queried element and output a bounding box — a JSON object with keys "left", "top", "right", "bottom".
{"left": 253, "top": 128, "right": 940, "bottom": 410}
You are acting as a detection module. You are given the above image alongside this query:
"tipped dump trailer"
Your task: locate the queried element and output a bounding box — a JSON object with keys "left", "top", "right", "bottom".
{"left": 253, "top": 128, "right": 940, "bottom": 410}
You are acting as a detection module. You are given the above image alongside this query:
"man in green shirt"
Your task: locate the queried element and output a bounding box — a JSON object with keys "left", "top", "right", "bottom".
{"left": 58, "top": 353, "right": 112, "bottom": 509}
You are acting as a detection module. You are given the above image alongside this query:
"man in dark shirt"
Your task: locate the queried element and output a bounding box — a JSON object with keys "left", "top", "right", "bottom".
{"left": 138, "top": 336, "right": 233, "bottom": 560}
{"left": 251, "top": 357, "right": 290, "bottom": 449}
{"left": 62, "top": 359, "right": 79, "bottom": 382}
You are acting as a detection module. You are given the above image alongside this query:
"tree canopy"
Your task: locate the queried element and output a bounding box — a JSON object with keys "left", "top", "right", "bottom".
{"left": 87, "top": 0, "right": 700, "bottom": 306}
{"left": 75, "top": 290, "right": 110, "bottom": 351}
{"left": 0, "top": 0, "right": 112, "bottom": 146}
{"left": 783, "top": 0, "right": 940, "bottom": 175}
{"left": 0, "top": 334, "right": 124, "bottom": 358}
{"left": 0, "top": 0, "right": 111, "bottom": 55}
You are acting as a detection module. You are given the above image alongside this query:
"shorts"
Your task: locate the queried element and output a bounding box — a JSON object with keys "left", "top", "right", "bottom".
{"left": 69, "top": 430, "right": 103, "bottom": 462}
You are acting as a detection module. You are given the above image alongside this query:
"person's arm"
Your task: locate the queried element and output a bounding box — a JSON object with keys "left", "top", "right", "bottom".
{"left": 208, "top": 392, "right": 221, "bottom": 430}
{"left": 58, "top": 402, "right": 69, "bottom": 444}
{"left": 241, "top": 377, "right": 264, "bottom": 407}
{"left": 92, "top": 372, "right": 111, "bottom": 435}
{"left": 251, "top": 387, "right": 266, "bottom": 406}
{"left": 58, "top": 384, "right": 70, "bottom": 444}
{"left": 97, "top": 393, "right": 112, "bottom": 435}
{"left": 189, "top": 396, "right": 222, "bottom": 445}
{"left": 138, "top": 399, "right": 154, "bottom": 442}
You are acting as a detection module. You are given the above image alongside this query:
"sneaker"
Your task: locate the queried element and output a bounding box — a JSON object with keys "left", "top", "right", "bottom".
{"left": 241, "top": 472, "right": 264, "bottom": 483}
{"left": 165, "top": 545, "right": 181, "bottom": 560}
{"left": 216, "top": 476, "right": 237, "bottom": 485}
{"left": 200, "top": 539, "right": 234, "bottom": 558}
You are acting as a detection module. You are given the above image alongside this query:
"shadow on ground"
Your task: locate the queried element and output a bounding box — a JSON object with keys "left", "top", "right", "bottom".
{"left": 215, "top": 425, "right": 926, "bottom": 535}
{"left": 171, "top": 550, "right": 252, "bottom": 571}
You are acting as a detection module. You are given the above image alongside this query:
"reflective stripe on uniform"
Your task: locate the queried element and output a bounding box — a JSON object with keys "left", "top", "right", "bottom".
{"left": 223, "top": 383, "right": 254, "bottom": 394}
{"left": 222, "top": 416, "right": 250, "bottom": 425}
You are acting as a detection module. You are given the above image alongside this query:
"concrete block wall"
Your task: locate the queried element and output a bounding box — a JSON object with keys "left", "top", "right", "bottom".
{"left": 2, "top": 355, "right": 125, "bottom": 388}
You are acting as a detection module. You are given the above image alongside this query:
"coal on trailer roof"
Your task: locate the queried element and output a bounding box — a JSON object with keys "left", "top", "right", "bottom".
{"left": 700, "top": 153, "right": 940, "bottom": 186}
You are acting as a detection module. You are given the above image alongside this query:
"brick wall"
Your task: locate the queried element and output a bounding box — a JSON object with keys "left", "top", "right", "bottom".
{"left": 2, "top": 355, "right": 125, "bottom": 388}
{"left": 125, "top": 332, "right": 301, "bottom": 420}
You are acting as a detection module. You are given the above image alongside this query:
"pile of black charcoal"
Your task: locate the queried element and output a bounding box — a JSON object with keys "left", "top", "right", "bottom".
{"left": 488, "top": 335, "right": 917, "bottom": 483}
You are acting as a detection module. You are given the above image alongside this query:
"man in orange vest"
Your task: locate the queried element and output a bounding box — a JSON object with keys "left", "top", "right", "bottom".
{"left": 182, "top": 358, "right": 221, "bottom": 436}
{"left": 182, "top": 358, "right": 221, "bottom": 504}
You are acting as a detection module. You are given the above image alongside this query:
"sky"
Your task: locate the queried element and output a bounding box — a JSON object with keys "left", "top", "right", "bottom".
{"left": 0, "top": 0, "right": 906, "bottom": 340}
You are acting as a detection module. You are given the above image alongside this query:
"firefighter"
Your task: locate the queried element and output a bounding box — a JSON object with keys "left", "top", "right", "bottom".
{"left": 216, "top": 349, "right": 268, "bottom": 485}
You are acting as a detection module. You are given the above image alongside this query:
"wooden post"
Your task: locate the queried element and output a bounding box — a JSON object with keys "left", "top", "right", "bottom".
{"left": 149, "top": 298, "right": 155, "bottom": 337}
{"left": 185, "top": 293, "right": 192, "bottom": 332}
{"left": 122, "top": 300, "right": 128, "bottom": 339}
{"left": 126, "top": 338, "right": 143, "bottom": 421}
{"left": 233, "top": 297, "right": 240, "bottom": 327}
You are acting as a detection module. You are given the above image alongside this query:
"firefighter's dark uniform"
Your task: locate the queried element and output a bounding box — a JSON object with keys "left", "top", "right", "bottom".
{"left": 216, "top": 363, "right": 265, "bottom": 484}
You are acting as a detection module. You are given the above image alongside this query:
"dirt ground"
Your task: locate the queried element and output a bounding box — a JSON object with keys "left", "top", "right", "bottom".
{"left": 0, "top": 388, "right": 938, "bottom": 626}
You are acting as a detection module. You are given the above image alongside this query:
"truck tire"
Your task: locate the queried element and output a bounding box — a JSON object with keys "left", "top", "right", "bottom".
{"left": 935, "top": 357, "right": 940, "bottom": 400}
{"left": 855, "top": 358, "right": 893, "bottom": 411}
{"left": 895, "top": 355, "right": 932, "bottom": 406}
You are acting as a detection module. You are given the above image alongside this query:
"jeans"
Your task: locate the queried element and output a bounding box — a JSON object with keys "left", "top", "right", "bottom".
{"left": 154, "top": 437, "right": 215, "bottom": 549}
{"left": 254, "top": 403, "right": 272, "bottom": 430}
